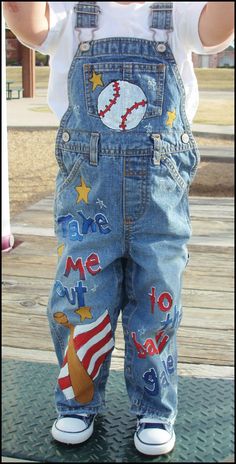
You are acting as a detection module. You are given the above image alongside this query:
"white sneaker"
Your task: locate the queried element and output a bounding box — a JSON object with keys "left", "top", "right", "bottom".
{"left": 51, "top": 413, "right": 95, "bottom": 445}
{"left": 134, "top": 417, "right": 176, "bottom": 455}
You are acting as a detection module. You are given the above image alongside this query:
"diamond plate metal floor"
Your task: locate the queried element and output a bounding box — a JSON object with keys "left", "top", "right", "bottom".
{"left": 2, "top": 360, "right": 234, "bottom": 463}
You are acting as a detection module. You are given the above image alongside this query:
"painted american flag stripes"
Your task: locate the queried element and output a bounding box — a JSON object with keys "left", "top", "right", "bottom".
{"left": 58, "top": 310, "right": 114, "bottom": 401}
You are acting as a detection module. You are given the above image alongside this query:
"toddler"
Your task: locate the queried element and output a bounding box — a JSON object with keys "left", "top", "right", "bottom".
{"left": 4, "top": 1, "right": 234, "bottom": 456}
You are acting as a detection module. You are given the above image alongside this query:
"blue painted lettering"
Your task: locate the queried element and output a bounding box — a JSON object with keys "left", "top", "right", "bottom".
{"left": 55, "top": 280, "right": 87, "bottom": 307}
{"left": 160, "top": 305, "right": 181, "bottom": 331}
{"left": 78, "top": 211, "right": 97, "bottom": 235}
{"left": 95, "top": 213, "right": 111, "bottom": 235}
{"left": 69, "top": 220, "right": 83, "bottom": 241}
{"left": 57, "top": 211, "right": 111, "bottom": 241}
{"left": 160, "top": 355, "right": 175, "bottom": 388}
{"left": 57, "top": 214, "right": 73, "bottom": 237}
{"left": 143, "top": 368, "right": 159, "bottom": 396}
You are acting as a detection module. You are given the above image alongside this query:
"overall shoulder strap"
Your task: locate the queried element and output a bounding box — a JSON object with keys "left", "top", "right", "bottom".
{"left": 74, "top": 2, "right": 101, "bottom": 29}
{"left": 150, "top": 2, "right": 173, "bottom": 31}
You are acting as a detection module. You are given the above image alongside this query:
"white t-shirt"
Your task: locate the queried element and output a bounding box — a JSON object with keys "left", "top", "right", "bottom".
{"left": 25, "top": 1, "right": 233, "bottom": 123}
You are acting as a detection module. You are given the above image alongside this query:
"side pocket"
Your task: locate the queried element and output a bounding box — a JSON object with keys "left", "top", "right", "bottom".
{"left": 161, "top": 147, "right": 201, "bottom": 192}
{"left": 189, "top": 146, "right": 201, "bottom": 184}
{"left": 160, "top": 154, "right": 187, "bottom": 191}
{"left": 55, "top": 148, "right": 85, "bottom": 194}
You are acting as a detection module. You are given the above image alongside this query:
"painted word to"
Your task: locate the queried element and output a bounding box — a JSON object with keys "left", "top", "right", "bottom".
{"left": 149, "top": 288, "right": 173, "bottom": 313}
{"left": 160, "top": 355, "right": 175, "bottom": 388}
{"left": 64, "top": 252, "right": 101, "bottom": 279}
{"left": 57, "top": 210, "right": 111, "bottom": 241}
{"left": 131, "top": 330, "right": 169, "bottom": 359}
{"left": 143, "top": 368, "right": 158, "bottom": 396}
{"left": 160, "top": 305, "right": 181, "bottom": 331}
{"left": 55, "top": 280, "right": 88, "bottom": 307}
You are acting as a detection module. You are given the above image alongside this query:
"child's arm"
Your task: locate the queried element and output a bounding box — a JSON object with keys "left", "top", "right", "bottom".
{"left": 2, "top": 2, "right": 49, "bottom": 46}
{"left": 199, "top": 2, "right": 234, "bottom": 46}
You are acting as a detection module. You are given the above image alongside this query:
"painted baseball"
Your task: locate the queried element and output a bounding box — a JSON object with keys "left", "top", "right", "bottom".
{"left": 98, "top": 80, "right": 148, "bottom": 131}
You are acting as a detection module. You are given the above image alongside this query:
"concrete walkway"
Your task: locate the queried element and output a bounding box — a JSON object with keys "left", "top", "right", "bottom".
{"left": 6, "top": 89, "right": 234, "bottom": 139}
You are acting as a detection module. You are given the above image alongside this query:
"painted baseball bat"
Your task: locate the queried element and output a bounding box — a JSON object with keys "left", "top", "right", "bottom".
{"left": 54, "top": 312, "right": 94, "bottom": 404}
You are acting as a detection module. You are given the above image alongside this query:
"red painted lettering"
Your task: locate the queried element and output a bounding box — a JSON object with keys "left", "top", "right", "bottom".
{"left": 149, "top": 287, "right": 156, "bottom": 314}
{"left": 86, "top": 253, "right": 101, "bottom": 276}
{"left": 144, "top": 338, "right": 158, "bottom": 356}
{"left": 64, "top": 256, "right": 85, "bottom": 279}
{"left": 155, "top": 330, "right": 169, "bottom": 354}
{"left": 157, "top": 292, "right": 173, "bottom": 312}
{"left": 132, "top": 330, "right": 169, "bottom": 359}
{"left": 131, "top": 332, "right": 147, "bottom": 359}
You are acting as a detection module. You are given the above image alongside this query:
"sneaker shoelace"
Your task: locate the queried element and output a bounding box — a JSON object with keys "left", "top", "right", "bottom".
{"left": 137, "top": 417, "right": 172, "bottom": 433}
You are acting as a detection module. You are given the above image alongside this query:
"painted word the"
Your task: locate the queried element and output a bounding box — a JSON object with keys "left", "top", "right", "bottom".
{"left": 160, "top": 305, "right": 181, "bottom": 331}
{"left": 57, "top": 210, "right": 111, "bottom": 241}
{"left": 64, "top": 252, "right": 101, "bottom": 279}
{"left": 149, "top": 288, "right": 173, "bottom": 313}
{"left": 131, "top": 330, "right": 169, "bottom": 359}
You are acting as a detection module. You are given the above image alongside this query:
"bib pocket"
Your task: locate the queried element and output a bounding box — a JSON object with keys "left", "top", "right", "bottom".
{"left": 83, "top": 62, "right": 166, "bottom": 122}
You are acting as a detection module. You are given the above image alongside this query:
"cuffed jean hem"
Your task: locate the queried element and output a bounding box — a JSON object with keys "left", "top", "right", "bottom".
{"left": 56, "top": 403, "right": 106, "bottom": 416}
{"left": 130, "top": 406, "right": 176, "bottom": 425}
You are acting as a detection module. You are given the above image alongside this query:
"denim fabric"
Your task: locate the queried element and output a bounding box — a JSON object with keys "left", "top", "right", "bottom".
{"left": 74, "top": 2, "right": 100, "bottom": 30}
{"left": 47, "top": 15, "right": 200, "bottom": 426}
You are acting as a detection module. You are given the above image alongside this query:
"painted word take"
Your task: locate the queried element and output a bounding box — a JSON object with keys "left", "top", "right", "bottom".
{"left": 57, "top": 210, "right": 111, "bottom": 241}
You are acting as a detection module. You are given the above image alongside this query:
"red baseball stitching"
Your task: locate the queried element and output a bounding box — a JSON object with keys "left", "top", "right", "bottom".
{"left": 119, "top": 99, "right": 147, "bottom": 131}
{"left": 98, "top": 81, "right": 120, "bottom": 118}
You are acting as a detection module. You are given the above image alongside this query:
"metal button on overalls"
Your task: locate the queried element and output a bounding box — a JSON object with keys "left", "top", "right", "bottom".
{"left": 80, "top": 42, "right": 91, "bottom": 52}
{"left": 62, "top": 131, "right": 70, "bottom": 142}
{"left": 156, "top": 43, "right": 166, "bottom": 53}
{"left": 181, "top": 133, "right": 190, "bottom": 144}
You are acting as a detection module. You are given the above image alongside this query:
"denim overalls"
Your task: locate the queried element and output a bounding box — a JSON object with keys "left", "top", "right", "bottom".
{"left": 47, "top": 1, "right": 200, "bottom": 427}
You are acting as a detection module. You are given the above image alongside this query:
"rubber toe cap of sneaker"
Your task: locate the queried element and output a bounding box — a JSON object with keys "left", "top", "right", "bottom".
{"left": 54, "top": 416, "right": 88, "bottom": 433}
{"left": 137, "top": 427, "right": 172, "bottom": 445}
{"left": 51, "top": 416, "right": 94, "bottom": 444}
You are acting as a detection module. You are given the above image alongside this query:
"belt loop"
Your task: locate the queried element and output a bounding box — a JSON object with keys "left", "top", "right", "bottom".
{"left": 90, "top": 133, "right": 100, "bottom": 166}
{"left": 151, "top": 134, "right": 161, "bottom": 165}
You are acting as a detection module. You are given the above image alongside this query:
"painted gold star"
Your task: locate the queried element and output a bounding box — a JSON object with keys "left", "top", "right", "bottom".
{"left": 166, "top": 109, "right": 176, "bottom": 128}
{"left": 75, "top": 177, "right": 91, "bottom": 204}
{"left": 75, "top": 306, "right": 92, "bottom": 322}
{"left": 89, "top": 70, "right": 104, "bottom": 91}
{"left": 57, "top": 244, "right": 65, "bottom": 257}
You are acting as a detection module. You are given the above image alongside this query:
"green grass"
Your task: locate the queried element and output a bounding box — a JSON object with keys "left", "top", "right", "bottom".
{"left": 6, "top": 66, "right": 49, "bottom": 89}
{"left": 6, "top": 67, "right": 234, "bottom": 124}
{"left": 30, "top": 106, "right": 52, "bottom": 112}
{"left": 194, "top": 99, "right": 233, "bottom": 125}
{"left": 194, "top": 68, "right": 234, "bottom": 91}
{"left": 6, "top": 66, "right": 234, "bottom": 91}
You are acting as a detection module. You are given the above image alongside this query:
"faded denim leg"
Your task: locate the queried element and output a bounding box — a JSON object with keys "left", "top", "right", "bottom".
{"left": 47, "top": 155, "right": 126, "bottom": 416}
{"left": 122, "top": 157, "right": 191, "bottom": 425}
